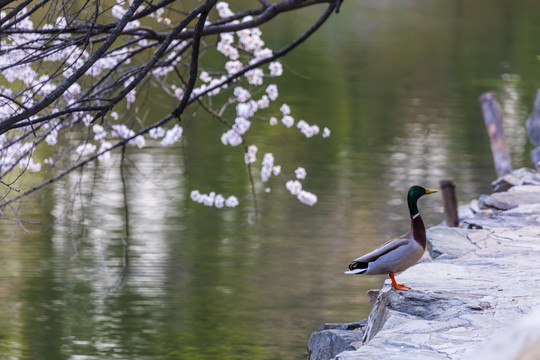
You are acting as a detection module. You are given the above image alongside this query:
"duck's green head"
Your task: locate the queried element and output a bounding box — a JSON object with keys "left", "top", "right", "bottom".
{"left": 407, "top": 185, "right": 437, "bottom": 216}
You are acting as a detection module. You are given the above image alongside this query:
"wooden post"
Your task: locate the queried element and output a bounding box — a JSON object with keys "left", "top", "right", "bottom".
{"left": 526, "top": 89, "right": 540, "bottom": 170}
{"left": 479, "top": 92, "right": 512, "bottom": 178}
{"left": 439, "top": 179, "right": 459, "bottom": 227}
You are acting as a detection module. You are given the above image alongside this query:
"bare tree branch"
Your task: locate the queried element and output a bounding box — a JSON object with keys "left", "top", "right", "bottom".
{"left": 0, "top": 0, "right": 339, "bottom": 212}
{"left": 0, "top": 0, "right": 146, "bottom": 133}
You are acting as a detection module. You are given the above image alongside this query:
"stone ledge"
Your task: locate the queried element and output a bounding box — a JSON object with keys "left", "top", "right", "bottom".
{"left": 308, "top": 171, "right": 540, "bottom": 360}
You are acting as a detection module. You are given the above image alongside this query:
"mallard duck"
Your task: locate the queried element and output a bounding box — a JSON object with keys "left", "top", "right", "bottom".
{"left": 345, "top": 185, "right": 438, "bottom": 291}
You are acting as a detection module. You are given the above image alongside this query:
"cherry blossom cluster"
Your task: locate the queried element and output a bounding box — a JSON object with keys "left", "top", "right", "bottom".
{"left": 285, "top": 167, "right": 318, "bottom": 206}
{"left": 190, "top": 190, "right": 239, "bottom": 208}
{"left": 0, "top": 1, "right": 332, "bottom": 212}
{"left": 272, "top": 104, "right": 331, "bottom": 139}
{"left": 195, "top": 4, "right": 331, "bottom": 209}
{"left": 260, "top": 153, "right": 281, "bottom": 183}
{"left": 0, "top": 2, "right": 188, "bottom": 177}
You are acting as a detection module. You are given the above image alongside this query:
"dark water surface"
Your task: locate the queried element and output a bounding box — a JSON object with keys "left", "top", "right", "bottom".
{"left": 1, "top": 1, "right": 540, "bottom": 359}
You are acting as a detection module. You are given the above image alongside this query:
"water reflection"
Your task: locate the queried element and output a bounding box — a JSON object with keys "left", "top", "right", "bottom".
{"left": 1, "top": 1, "right": 540, "bottom": 359}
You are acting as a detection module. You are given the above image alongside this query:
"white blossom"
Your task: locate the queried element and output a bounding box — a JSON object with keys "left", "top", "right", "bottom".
{"left": 266, "top": 84, "right": 278, "bottom": 101}
{"left": 216, "top": 2, "right": 234, "bottom": 18}
{"left": 217, "top": 40, "right": 239, "bottom": 60}
{"left": 158, "top": 17, "right": 171, "bottom": 25}
{"left": 238, "top": 24, "right": 265, "bottom": 52}
{"left": 225, "top": 60, "right": 242, "bottom": 75}
{"left": 125, "top": 19, "right": 140, "bottom": 31}
{"left": 202, "top": 192, "right": 215, "bottom": 206}
{"left": 221, "top": 129, "right": 243, "bottom": 146}
{"left": 76, "top": 143, "right": 97, "bottom": 156}
{"left": 233, "top": 117, "right": 251, "bottom": 135}
{"left": 149, "top": 127, "right": 166, "bottom": 139}
{"left": 64, "top": 83, "right": 81, "bottom": 102}
{"left": 286, "top": 180, "right": 302, "bottom": 196}
{"left": 269, "top": 61, "right": 283, "bottom": 76}
{"left": 190, "top": 190, "right": 202, "bottom": 202}
{"left": 261, "top": 153, "right": 274, "bottom": 182}
{"left": 245, "top": 68, "right": 264, "bottom": 85}
{"left": 297, "top": 190, "right": 317, "bottom": 206}
{"left": 269, "top": 117, "right": 278, "bottom": 126}
{"left": 200, "top": 71, "right": 212, "bottom": 83}
{"left": 297, "top": 120, "right": 321, "bottom": 138}
{"left": 98, "top": 142, "right": 113, "bottom": 162}
{"left": 220, "top": 32, "right": 234, "bottom": 45}
{"left": 322, "top": 127, "right": 331, "bottom": 138}
{"left": 236, "top": 100, "right": 258, "bottom": 118}
{"left": 281, "top": 115, "right": 294, "bottom": 128}
{"left": 45, "top": 129, "right": 58, "bottom": 145}
{"left": 280, "top": 103, "right": 291, "bottom": 115}
{"left": 214, "top": 194, "right": 225, "bottom": 208}
{"left": 161, "top": 124, "right": 183, "bottom": 146}
{"left": 302, "top": 124, "right": 320, "bottom": 138}
{"left": 253, "top": 48, "right": 272, "bottom": 61}
{"left": 93, "top": 124, "right": 107, "bottom": 141}
{"left": 129, "top": 135, "right": 146, "bottom": 148}
{"left": 55, "top": 16, "right": 67, "bottom": 28}
{"left": 244, "top": 144, "right": 257, "bottom": 164}
{"left": 152, "top": 66, "right": 174, "bottom": 77}
{"left": 192, "top": 84, "right": 207, "bottom": 97}
{"left": 174, "top": 86, "right": 184, "bottom": 100}
{"left": 112, "top": 124, "right": 134, "bottom": 139}
{"left": 112, "top": 5, "right": 126, "bottom": 19}
{"left": 257, "top": 95, "right": 270, "bottom": 109}
{"left": 295, "top": 167, "right": 306, "bottom": 180}
{"left": 225, "top": 195, "right": 239, "bottom": 207}
{"left": 272, "top": 165, "right": 281, "bottom": 176}
{"left": 18, "top": 157, "right": 41, "bottom": 172}
{"left": 126, "top": 89, "right": 136, "bottom": 103}
{"left": 208, "top": 77, "right": 225, "bottom": 96}
{"left": 234, "top": 86, "right": 251, "bottom": 102}
{"left": 82, "top": 114, "right": 93, "bottom": 127}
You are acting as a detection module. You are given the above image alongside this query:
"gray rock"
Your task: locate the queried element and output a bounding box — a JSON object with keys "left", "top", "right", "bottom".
{"left": 365, "top": 290, "right": 379, "bottom": 306}
{"left": 308, "top": 320, "right": 366, "bottom": 360}
{"left": 491, "top": 168, "right": 540, "bottom": 192}
{"left": 464, "top": 307, "right": 540, "bottom": 360}
{"left": 426, "top": 226, "right": 479, "bottom": 259}
{"left": 482, "top": 186, "right": 540, "bottom": 210}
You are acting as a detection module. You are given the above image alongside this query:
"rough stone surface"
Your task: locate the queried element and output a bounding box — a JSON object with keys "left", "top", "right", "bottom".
{"left": 308, "top": 170, "right": 540, "bottom": 360}
{"left": 491, "top": 168, "right": 540, "bottom": 192}
{"left": 307, "top": 321, "right": 366, "bottom": 360}
{"left": 482, "top": 185, "right": 540, "bottom": 210}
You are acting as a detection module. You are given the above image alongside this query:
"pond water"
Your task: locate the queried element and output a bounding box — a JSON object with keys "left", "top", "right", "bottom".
{"left": 1, "top": 1, "right": 540, "bottom": 359}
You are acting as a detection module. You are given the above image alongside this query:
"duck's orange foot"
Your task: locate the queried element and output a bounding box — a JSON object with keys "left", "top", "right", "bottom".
{"left": 389, "top": 273, "right": 411, "bottom": 291}
{"left": 393, "top": 283, "right": 411, "bottom": 291}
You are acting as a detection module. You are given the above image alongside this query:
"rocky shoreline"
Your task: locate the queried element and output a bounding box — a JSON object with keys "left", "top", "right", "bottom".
{"left": 308, "top": 168, "right": 540, "bottom": 360}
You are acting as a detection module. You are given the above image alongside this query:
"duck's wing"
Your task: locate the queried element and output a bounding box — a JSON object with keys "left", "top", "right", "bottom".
{"left": 352, "top": 232, "right": 410, "bottom": 263}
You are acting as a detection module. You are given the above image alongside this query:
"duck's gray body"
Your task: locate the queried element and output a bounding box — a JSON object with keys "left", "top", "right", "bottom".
{"left": 345, "top": 213, "right": 427, "bottom": 275}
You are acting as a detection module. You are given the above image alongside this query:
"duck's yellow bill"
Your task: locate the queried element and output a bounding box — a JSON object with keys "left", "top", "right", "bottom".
{"left": 425, "top": 188, "right": 438, "bottom": 194}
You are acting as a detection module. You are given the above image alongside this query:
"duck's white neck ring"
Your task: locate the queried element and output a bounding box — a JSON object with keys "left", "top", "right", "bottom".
{"left": 412, "top": 213, "right": 420, "bottom": 219}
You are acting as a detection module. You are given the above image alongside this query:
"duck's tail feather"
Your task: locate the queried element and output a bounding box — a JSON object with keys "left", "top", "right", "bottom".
{"left": 344, "top": 261, "right": 368, "bottom": 275}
